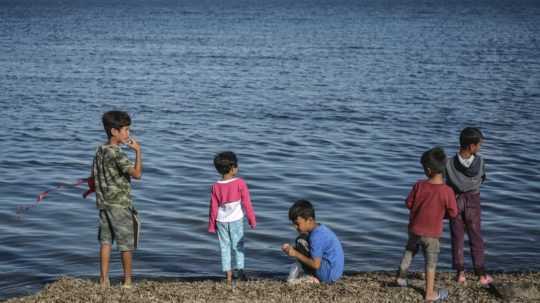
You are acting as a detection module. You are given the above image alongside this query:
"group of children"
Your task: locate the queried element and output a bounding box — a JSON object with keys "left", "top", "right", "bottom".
{"left": 395, "top": 127, "right": 492, "bottom": 302}
{"left": 90, "top": 111, "right": 491, "bottom": 301}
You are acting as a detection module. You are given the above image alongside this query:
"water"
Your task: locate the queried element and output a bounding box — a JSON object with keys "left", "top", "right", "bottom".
{"left": 1, "top": 0, "right": 540, "bottom": 299}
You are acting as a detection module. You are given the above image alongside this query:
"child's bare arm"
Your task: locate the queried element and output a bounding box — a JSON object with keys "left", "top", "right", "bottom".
{"left": 282, "top": 243, "right": 321, "bottom": 270}
{"left": 405, "top": 184, "right": 417, "bottom": 209}
{"left": 446, "top": 195, "right": 459, "bottom": 218}
{"left": 126, "top": 138, "right": 142, "bottom": 179}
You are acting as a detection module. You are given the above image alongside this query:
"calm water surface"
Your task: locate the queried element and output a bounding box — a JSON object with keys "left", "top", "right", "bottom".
{"left": 1, "top": 0, "right": 539, "bottom": 299}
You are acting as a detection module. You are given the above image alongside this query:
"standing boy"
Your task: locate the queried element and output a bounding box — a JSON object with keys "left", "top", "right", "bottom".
{"left": 281, "top": 199, "right": 344, "bottom": 284}
{"left": 91, "top": 111, "right": 142, "bottom": 288}
{"left": 396, "top": 147, "right": 458, "bottom": 302}
{"left": 446, "top": 127, "right": 492, "bottom": 285}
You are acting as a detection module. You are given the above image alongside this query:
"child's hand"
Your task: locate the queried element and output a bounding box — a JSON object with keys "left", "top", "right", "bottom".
{"left": 126, "top": 137, "right": 141, "bottom": 152}
{"left": 281, "top": 243, "right": 296, "bottom": 257}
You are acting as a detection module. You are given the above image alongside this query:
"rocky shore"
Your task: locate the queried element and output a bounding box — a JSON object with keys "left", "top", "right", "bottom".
{"left": 5, "top": 272, "right": 539, "bottom": 303}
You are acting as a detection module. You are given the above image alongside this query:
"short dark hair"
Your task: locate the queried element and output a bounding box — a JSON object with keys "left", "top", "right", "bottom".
{"left": 214, "top": 151, "right": 238, "bottom": 175}
{"left": 460, "top": 127, "right": 484, "bottom": 149}
{"left": 289, "top": 199, "right": 316, "bottom": 222}
{"left": 421, "top": 147, "right": 447, "bottom": 175}
{"left": 102, "top": 111, "right": 131, "bottom": 138}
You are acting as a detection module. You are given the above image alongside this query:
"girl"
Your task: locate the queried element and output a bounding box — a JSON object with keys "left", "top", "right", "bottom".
{"left": 208, "top": 151, "right": 256, "bottom": 284}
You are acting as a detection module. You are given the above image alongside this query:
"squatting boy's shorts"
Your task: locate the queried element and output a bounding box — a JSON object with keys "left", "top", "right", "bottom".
{"left": 405, "top": 233, "right": 440, "bottom": 272}
{"left": 98, "top": 207, "right": 135, "bottom": 252}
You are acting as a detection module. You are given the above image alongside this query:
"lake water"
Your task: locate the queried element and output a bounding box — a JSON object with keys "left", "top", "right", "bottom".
{"left": 1, "top": 0, "right": 539, "bottom": 299}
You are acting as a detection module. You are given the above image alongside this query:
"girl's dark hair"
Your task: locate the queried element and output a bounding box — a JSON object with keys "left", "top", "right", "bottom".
{"left": 102, "top": 111, "right": 131, "bottom": 138}
{"left": 289, "top": 199, "right": 316, "bottom": 222}
{"left": 460, "top": 127, "right": 484, "bottom": 149}
{"left": 214, "top": 151, "right": 238, "bottom": 175}
{"left": 421, "top": 147, "right": 447, "bottom": 175}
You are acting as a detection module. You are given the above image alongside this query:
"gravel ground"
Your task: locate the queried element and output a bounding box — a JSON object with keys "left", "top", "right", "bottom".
{"left": 5, "top": 272, "right": 540, "bottom": 303}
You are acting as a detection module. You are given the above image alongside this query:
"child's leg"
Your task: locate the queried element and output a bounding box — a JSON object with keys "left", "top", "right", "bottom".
{"left": 217, "top": 222, "right": 233, "bottom": 282}
{"left": 425, "top": 270, "right": 436, "bottom": 300}
{"left": 450, "top": 207, "right": 466, "bottom": 274}
{"left": 422, "top": 237, "right": 440, "bottom": 301}
{"left": 288, "top": 236, "right": 320, "bottom": 285}
{"left": 397, "top": 233, "right": 419, "bottom": 279}
{"left": 229, "top": 219, "right": 245, "bottom": 271}
{"left": 286, "top": 234, "right": 318, "bottom": 284}
{"left": 108, "top": 208, "right": 136, "bottom": 286}
{"left": 295, "top": 234, "right": 316, "bottom": 277}
{"left": 100, "top": 243, "right": 111, "bottom": 285}
{"left": 121, "top": 251, "right": 133, "bottom": 286}
{"left": 463, "top": 194, "right": 486, "bottom": 277}
{"left": 398, "top": 250, "right": 414, "bottom": 279}
{"left": 295, "top": 234, "right": 310, "bottom": 256}
{"left": 98, "top": 210, "right": 113, "bottom": 286}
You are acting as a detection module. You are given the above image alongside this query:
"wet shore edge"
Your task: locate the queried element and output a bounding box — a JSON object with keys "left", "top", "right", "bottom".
{"left": 4, "top": 271, "right": 540, "bottom": 302}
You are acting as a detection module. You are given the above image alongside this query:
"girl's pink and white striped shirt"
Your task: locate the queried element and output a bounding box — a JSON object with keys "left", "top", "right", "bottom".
{"left": 208, "top": 177, "right": 256, "bottom": 233}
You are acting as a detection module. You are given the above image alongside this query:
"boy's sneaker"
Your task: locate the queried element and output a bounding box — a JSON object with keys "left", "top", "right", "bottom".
{"left": 396, "top": 278, "right": 408, "bottom": 287}
{"left": 479, "top": 274, "right": 493, "bottom": 286}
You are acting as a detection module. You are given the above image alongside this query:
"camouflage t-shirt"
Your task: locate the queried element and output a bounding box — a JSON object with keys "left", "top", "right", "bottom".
{"left": 93, "top": 144, "right": 133, "bottom": 209}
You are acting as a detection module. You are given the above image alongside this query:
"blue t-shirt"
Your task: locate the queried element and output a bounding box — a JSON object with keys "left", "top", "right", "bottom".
{"left": 309, "top": 224, "right": 344, "bottom": 283}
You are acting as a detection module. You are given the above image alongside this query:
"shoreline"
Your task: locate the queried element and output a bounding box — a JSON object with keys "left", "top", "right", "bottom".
{"left": 4, "top": 272, "right": 539, "bottom": 303}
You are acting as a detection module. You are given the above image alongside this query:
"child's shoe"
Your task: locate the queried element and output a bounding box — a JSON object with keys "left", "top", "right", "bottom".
{"left": 234, "top": 269, "right": 248, "bottom": 281}
{"left": 479, "top": 274, "right": 493, "bottom": 286}
{"left": 456, "top": 271, "right": 466, "bottom": 284}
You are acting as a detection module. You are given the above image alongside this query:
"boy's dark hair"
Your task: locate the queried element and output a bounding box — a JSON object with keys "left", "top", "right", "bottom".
{"left": 421, "top": 147, "right": 447, "bottom": 175}
{"left": 459, "top": 127, "right": 484, "bottom": 149}
{"left": 102, "top": 111, "right": 131, "bottom": 138}
{"left": 214, "top": 151, "right": 238, "bottom": 175}
{"left": 289, "top": 199, "right": 316, "bottom": 222}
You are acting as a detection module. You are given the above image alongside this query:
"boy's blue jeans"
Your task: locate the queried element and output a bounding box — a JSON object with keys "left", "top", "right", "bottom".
{"left": 217, "top": 219, "right": 244, "bottom": 272}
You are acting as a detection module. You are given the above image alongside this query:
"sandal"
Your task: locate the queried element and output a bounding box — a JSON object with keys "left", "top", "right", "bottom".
{"left": 479, "top": 274, "right": 493, "bottom": 286}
